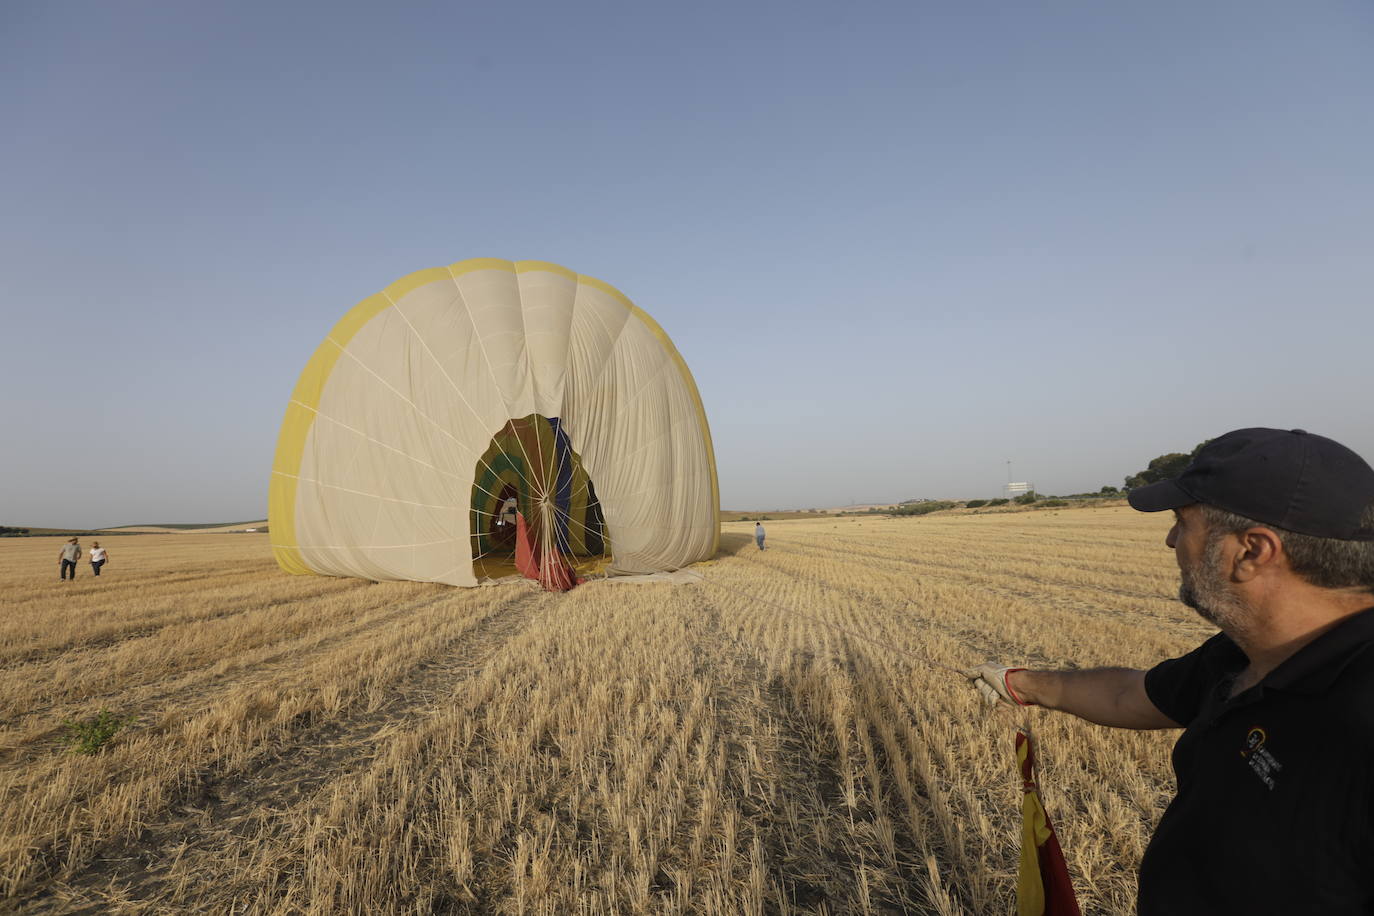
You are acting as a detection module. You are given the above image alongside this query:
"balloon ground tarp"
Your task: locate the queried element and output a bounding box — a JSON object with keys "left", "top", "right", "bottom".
{"left": 268, "top": 259, "right": 719, "bottom": 590}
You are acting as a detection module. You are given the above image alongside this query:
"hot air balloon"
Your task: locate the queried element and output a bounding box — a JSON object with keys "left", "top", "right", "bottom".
{"left": 269, "top": 259, "right": 719, "bottom": 590}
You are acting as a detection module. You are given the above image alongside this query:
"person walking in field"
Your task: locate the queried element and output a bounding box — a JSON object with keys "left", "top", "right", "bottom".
{"left": 967, "top": 428, "right": 1374, "bottom": 914}
{"left": 89, "top": 542, "right": 109, "bottom": 576}
{"left": 59, "top": 537, "right": 81, "bottom": 580}
{"left": 755, "top": 521, "right": 766, "bottom": 551}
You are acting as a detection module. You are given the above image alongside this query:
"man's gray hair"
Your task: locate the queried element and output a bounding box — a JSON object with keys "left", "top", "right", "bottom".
{"left": 1201, "top": 503, "right": 1374, "bottom": 596}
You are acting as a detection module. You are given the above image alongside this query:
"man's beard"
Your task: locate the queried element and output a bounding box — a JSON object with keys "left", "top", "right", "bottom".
{"left": 1179, "top": 531, "right": 1250, "bottom": 634}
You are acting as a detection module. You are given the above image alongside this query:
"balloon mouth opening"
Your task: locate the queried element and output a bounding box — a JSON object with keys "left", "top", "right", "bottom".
{"left": 470, "top": 414, "right": 610, "bottom": 590}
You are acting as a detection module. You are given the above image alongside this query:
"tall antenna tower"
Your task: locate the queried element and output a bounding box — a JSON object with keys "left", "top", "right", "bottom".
{"left": 1004, "top": 458, "right": 1032, "bottom": 499}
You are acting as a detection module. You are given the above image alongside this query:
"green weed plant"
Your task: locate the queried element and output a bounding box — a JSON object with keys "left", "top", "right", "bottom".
{"left": 60, "top": 710, "right": 133, "bottom": 755}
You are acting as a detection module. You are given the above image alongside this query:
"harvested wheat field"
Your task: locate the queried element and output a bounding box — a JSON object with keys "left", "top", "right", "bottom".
{"left": 0, "top": 508, "right": 1211, "bottom": 914}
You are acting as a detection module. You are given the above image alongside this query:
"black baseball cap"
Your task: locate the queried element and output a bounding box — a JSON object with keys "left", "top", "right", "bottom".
{"left": 1128, "top": 428, "right": 1374, "bottom": 541}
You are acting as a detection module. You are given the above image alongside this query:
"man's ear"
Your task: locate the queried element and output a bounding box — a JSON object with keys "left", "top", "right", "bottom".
{"left": 1232, "top": 527, "right": 1285, "bottom": 581}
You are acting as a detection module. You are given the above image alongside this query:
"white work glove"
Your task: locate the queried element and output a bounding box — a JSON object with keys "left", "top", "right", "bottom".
{"left": 965, "top": 663, "right": 1032, "bottom": 707}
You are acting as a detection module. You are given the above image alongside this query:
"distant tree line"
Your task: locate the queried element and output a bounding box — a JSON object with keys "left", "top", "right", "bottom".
{"left": 989, "top": 440, "right": 1211, "bottom": 506}
{"left": 1, "top": 526, "right": 102, "bottom": 537}
{"left": 745, "top": 443, "right": 1211, "bottom": 522}
{"left": 1122, "top": 440, "right": 1210, "bottom": 491}
{"left": 892, "top": 500, "right": 957, "bottom": 516}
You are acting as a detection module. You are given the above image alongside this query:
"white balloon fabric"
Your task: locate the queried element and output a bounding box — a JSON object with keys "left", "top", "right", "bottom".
{"left": 269, "top": 259, "right": 719, "bottom": 587}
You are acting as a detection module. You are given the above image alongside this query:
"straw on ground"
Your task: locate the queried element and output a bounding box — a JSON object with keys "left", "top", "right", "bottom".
{"left": 1, "top": 508, "right": 1200, "bottom": 914}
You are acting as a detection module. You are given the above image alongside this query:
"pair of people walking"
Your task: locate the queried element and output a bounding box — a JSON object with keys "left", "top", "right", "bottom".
{"left": 58, "top": 538, "right": 109, "bottom": 580}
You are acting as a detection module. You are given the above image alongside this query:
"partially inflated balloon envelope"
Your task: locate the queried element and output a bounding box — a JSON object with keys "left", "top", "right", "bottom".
{"left": 269, "top": 259, "right": 719, "bottom": 590}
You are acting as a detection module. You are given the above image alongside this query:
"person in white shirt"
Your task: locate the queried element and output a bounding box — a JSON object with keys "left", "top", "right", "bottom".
{"left": 89, "top": 542, "right": 110, "bottom": 576}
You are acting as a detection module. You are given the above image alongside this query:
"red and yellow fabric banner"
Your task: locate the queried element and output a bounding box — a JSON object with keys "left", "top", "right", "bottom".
{"left": 514, "top": 513, "right": 576, "bottom": 592}
{"left": 1016, "top": 729, "right": 1081, "bottom": 916}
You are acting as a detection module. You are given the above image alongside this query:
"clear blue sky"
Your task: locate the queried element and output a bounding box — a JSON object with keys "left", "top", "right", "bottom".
{"left": 3, "top": 1, "right": 1372, "bottom": 527}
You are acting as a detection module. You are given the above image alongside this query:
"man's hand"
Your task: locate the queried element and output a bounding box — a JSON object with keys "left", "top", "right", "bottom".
{"left": 964, "top": 664, "right": 1180, "bottom": 729}
{"left": 965, "top": 663, "right": 1031, "bottom": 707}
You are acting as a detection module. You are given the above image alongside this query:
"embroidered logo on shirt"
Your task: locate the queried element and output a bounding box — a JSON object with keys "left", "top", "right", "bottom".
{"left": 1239, "top": 727, "right": 1282, "bottom": 790}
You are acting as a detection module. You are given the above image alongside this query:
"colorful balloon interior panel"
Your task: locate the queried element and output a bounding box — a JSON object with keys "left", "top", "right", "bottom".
{"left": 471, "top": 415, "right": 608, "bottom": 583}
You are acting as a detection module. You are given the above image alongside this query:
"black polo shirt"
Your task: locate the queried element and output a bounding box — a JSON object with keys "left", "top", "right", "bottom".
{"left": 1139, "top": 606, "right": 1374, "bottom": 915}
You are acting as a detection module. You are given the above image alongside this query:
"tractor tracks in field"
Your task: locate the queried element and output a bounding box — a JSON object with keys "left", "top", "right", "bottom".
{"left": 688, "top": 589, "right": 927, "bottom": 914}
{"left": 0, "top": 578, "right": 365, "bottom": 670}
{"left": 709, "top": 549, "right": 1206, "bottom": 674}
{"left": 0, "top": 583, "right": 458, "bottom": 756}
{"left": 698, "top": 558, "right": 1012, "bottom": 675}
{"left": 760, "top": 538, "right": 1198, "bottom": 634}
{"left": 692, "top": 578, "right": 974, "bottom": 914}
{"left": 17, "top": 586, "right": 551, "bottom": 914}
{"left": 786, "top": 536, "right": 1170, "bottom": 603}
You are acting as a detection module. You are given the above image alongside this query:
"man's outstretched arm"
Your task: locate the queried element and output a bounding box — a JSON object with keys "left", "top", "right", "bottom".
{"left": 967, "top": 664, "right": 1181, "bottom": 730}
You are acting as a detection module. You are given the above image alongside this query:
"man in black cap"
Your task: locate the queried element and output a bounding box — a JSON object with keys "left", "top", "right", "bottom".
{"left": 966, "top": 428, "right": 1374, "bottom": 913}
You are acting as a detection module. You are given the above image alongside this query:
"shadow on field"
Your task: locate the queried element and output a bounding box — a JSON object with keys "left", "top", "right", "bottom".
{"left": 714, "top": 532, "right": 756, "bottom": 558}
